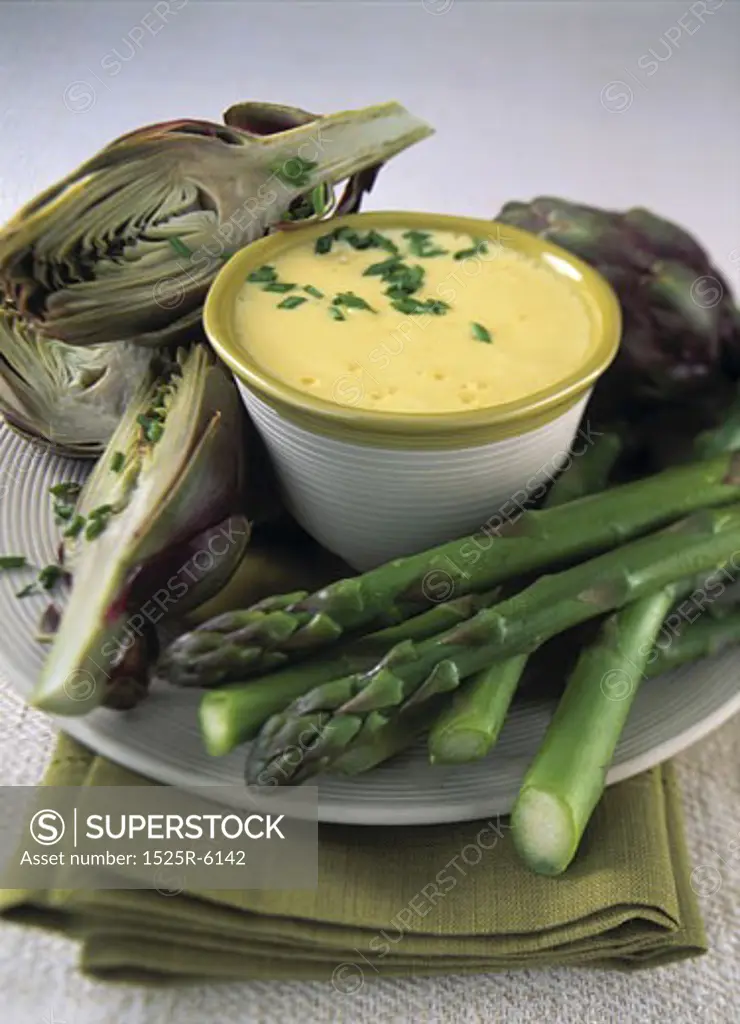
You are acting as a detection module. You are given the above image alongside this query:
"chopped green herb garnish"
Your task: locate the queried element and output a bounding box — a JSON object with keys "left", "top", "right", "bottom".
{"left": 85, "top": 504, "right": 114, "bottom": 541}
{"left": 38, "top": 564, "right": 65, "bottom": 591}
{"left": 310, "top": 183, "right": 332, "bottom": 217}
{"left": 454, "top": 238, "right": 489, "bottom": 260}
{"left": 390, "top": 296, "right": 430, "bottom": 315}
{"left": 367, "top": 230, "right": 399, "bottom": 254}
{"left": 284, "top": 184, "right": 332, "bottom": 222}
{"left": 89, "top": 503, "right": 114, "bottom": 518}
{"left": 247, "top": 265, "right": 278, "bottom": 283}
{"left": 52, "top": 502, "right": 75, "bottom": 523}
{"left": 17, "top": 563, "right": 67, "bottom": 598}
{"left": 402, "top": 229, "right": 448, "bottom": 258}
{"left": 0, "top": 555, "right": 28, "bottom": 570}
{"left": 391, "top": 296, "right": 450, "bottom": 316}
{"left": 137, "top": 414, "right": 164, "bottom": 443}
{"left": 168, "top": 236, "right": 193, "bottom": 260}
{"left": 384, "top": 264, "right": 425, "bottom": 296}
{"left": 471, "top": 322, "right": 493, "bottom": 343}
{"left": 363, "top": 257, "right": 402, "bottom": 278}
{"left": 263, "top": 282, "right": 296, "bottom": 293}
{"left": 332, "top": 291, "right": 376, "bottom": 313}
{"left": 271, "top": 156, "right": 318, "bottom": 188}
{"left": 63, "top": 515, "right": 86, "bottom": 540}
{"left": 303, "top": 284, "right": 324, "bottom": 299}
{"left": 328, "top": 306, "right": 346, "bottom": 321}
{"left": 315, "top": 233, "right": 334, "bottom": 255}
{"left": 110, "top": 451, "right": 125, "bottom": 473}
{"left": 49, "top": 482, "right": 81, "bottom": 500}
{"left": 277, "top": 295, "right": 308, "bottom": 310}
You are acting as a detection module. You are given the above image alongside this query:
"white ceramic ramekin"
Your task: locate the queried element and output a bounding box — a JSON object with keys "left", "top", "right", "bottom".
{"left": 205, "top": 212, "right": 621, "bottom": 570}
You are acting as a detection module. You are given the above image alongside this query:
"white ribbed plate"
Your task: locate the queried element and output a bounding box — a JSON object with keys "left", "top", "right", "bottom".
{"left": 3, "top": 422, "right": 740, "bottom": 825}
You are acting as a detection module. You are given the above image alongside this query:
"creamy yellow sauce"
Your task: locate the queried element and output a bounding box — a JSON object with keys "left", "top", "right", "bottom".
{"left": 235, "top": 226, "right": 595, "bottom": 413}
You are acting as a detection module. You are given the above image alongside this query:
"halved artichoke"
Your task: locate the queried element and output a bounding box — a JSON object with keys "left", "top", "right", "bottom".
{"left": 0, "top": 101, "right": 432, "bottom": 348}
{"left": 31, "top": 344, "right": 250, "bottom": 715}
{"left": 0, "top": 308, "right": 154, "bottom": 456}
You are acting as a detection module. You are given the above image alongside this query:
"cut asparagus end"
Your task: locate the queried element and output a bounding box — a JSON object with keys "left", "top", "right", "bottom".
{"left": 511, "top": 787, "right": 577, "bottom": 876}
{"left": 199, "top": 690, "right": 246, "bottom": 756}
{"left": 429, "top": 729, "right": 493, "bottom": 765}
{"left": 198, "top": 692, "right": 235, "bottom": 757}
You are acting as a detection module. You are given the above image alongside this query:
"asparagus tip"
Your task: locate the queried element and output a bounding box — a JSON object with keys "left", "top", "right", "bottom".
{"left": 511, "top": 787, "right": 577, "bottom": 876}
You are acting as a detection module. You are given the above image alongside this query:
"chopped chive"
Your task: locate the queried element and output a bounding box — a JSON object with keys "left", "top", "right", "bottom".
{"left": 315, "top": 233, "right": 334, "bottom": 255}
{"left": 85, "top": 505, "right": 114, "bottom": 541}
{"left": 63, "top": 515, "right": 86, "bottom": 539}
{"left": 262, "top": 282, "right": 296, "bottom": 293}
{"left": 38, "top": 564, "right": 65, "bottom": 591}
{"left": 391, "top": 296, "right": 451, "bottom": 316}
{"left": 0, "top": 555, "right": 28, "bottom": 570}
{"left": 363, "top": 256, "right": 402, "bottom": 277}
{"left": 247, "top": 265, "right": 278, "bottom": 283}
{"left": 277, "top": 295, "right": 308, "bottom": 310}
{"left": 16, "top": 563, "right": 67, "bottom": 598}
{"left": 110, "top": 451, "right": 125, "bottom": 473}
{"left": 402, "top": 229, "right": 448, "bottom": 258}
{"left": 454, "top": 239, "right": 489, "bottom": 260}
{"left": 303, "top": 284, "right": 324, "bottom": 299}
{"left": 52, "top": 502, "right": 75, "bottom": 523}
{"left": 332, "top": 291, "right": 376, "bottom": 313}
{"left": 328, "top": 306, "right": 346, "bottom": 321}
{"left": 310, "top": 184, "right": 332, "bottom": 217}
{"left": 367, "top": 230, "right": 399, "bottom": 254}
{"left": 384, "top": 264, "right": 425, "bottom": 297}
{"left": 271, "top": 156, "right": 318, "bottom": 188}
{"left": 137, "top": 414, "right": 164, "bottom": 443}
{"left": 49, "top": 482, "right": 81, "bottom": 500}
{"left": 471, "top": 322, "right": 493, "bottom": 343}
{"left": 168, "top": 236, "right": 192, "bottom": 260}
{"left": 391, "top": 296, "right": 429, "bottom": 315}
{"left": 89, "top": 503, "right": 114, "bottom": 519}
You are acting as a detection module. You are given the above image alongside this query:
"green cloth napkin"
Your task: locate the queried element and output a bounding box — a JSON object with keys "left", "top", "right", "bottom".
{"left": 0, "top": 733, "right": 706, "bottom": 984}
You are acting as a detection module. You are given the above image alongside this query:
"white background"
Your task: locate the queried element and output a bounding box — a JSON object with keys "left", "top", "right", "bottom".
{"left": 1, "top": 1, "right": 739, "bottom": 1022}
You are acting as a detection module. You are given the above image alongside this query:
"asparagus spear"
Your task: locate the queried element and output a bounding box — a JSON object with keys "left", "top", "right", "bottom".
{"left": 646, "top": 604, "right": 740, "bottom": 676}
{"left": 334, "top": 604, "right": 740, "bottom": 779}
{"left": 199, "top": 590, "right": 498, "bottom": 755}
{"left": 509, "top": 407, "right": 740, "bottom": 872}
{"left": 428, "top": 430, "right": 624, "bottom": 766}
{"left": 246, "top": 503, "right": 740, "bottom": 784}
{"left": 543, "top": 431, "right": 622, "bottom": 509}
{"left": 160, "top": 454, "right": 740, "bottom": 685}
{"left": 511, "top": 586, "right": 677, "bottom": 876}
{"left": 427, "top": 656, "right": 529, "bottom": 765}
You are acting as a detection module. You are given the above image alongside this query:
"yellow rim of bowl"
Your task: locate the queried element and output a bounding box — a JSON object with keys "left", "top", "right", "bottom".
{"left": 204, "top": 211, "right": 622, "bottom": 450}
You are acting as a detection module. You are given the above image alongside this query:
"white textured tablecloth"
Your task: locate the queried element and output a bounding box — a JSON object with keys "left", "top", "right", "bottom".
{"left": 1, "top": 0, "right": 739, "bottom": 1020}
{"left": 2, "top": 678, "right": 740, "bottom": 1024}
